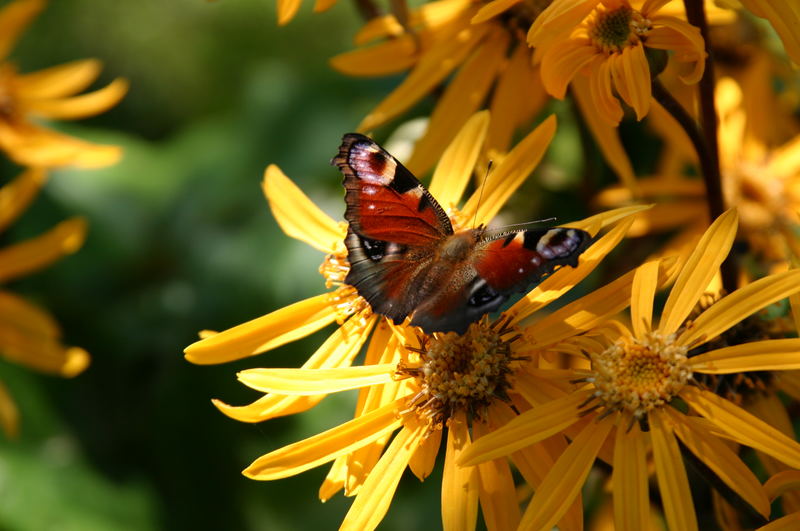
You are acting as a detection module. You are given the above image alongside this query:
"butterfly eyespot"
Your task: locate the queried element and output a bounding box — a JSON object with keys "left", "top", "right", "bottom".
{"left": 360, "top": 236, "right": 387, "bottom": 262}
{"left": 468, "top": 282, "right": 501, "bottom": 307}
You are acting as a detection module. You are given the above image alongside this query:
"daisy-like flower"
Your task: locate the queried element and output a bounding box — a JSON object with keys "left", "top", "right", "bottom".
{"left": 596, "top": 76, "right": 800, "bottom": 267}
{"left": 460, "top": 208, "right": 800, "bottom": 530}
{"left": 0, "top": 0, "right": 128, "bottom": 168}
{"left": 331, "top": 0, "right": 550, "bottom": 176}
{"left": 0, "top": 168, "right": 90, "bottom": 437}
{"left": 185, "top": 110, "right": 649, "bottom": 528}
{"left": 528, "top": 0, "right": 706, "bottom": 126}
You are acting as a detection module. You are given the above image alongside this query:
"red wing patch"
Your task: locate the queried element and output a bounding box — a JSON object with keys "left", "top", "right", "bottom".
{"left": 333, "top": 133, "right": 452, "bottom": 246}
{"left": 474, "top": 228, "right": 591, "bottom": 293}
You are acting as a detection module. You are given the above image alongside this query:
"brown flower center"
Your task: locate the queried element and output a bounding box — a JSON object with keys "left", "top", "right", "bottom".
{"left": 398, "top": 316, "right": 521, "bottom": 432}
{"left": 588, "top": 5, "right": 650, "bottom": 53}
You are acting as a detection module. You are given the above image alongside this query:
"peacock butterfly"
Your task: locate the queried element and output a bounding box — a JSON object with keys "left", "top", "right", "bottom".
{"left": 332, "top": 133, "right": 591, "bottom": 335}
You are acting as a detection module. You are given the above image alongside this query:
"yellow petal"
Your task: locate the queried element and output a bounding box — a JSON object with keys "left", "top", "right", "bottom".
{"left": 618, "top": 42, "right": 651, "bottom": 120}
{"left": 681, "top": 386, "right": 800, "bottom": 469}
{"left": 262, "top": 164, "right": 344, "bottom": 253}
{"left": 666, "top": 407, "right": 771, "bottom": 518}
{"left": 458, "top": 388, "right": 592, "bottom": 466}
{"left": 527, "top": 0, "right": 596, "bottom": 49}
{"left": 612, "top": 421, "right": 649, "bottom": 531}
{"left": 487, "top": 44, "right": 545, "bottom": 156}
{"left": 0, "top": 291, "right": 90, "bottom": 376}
{"left": 689, "top": 339, "right": 800, "bottom": 373}
{"left": 462, "top": 114, "right": 557, "bottom": 226}
{"left": 517, "top": 415, "right": 614, "bottom": 531}
{"left": 471, "top": 0, "right": 522, "bottom": 23}
{"left": 0, "top": 121, "right": 122, "bottom": 168}
{"left": 237, "top": 364, "right": 395, "bottom": 395}
{"left": 572, "top": 75, "right": 636, "bottom": 189}
{"left": 319, "top": 456, "right": 347, "bottom": 501}
{"left": 0, "top": 0, "right": 44, "bottom": 60}
{"left": 213, "top": 393, "right": 322, "bottom": 423}
{"left": 523, "top": 257, "right": 673, "bottom": 348}
{"left": 678, "top": 269, "right": 800, "bottom": 348}
{"left": 0, "top": 167, "right": 46, "bottom": 233}
{"left": 757, "top": 513, "right": 800, "bottom": 531}
{"left": 442, "top": 412, "right": 479, "bottom": 531}
{"left": 340, "top": 422, "right": 426, "bottom": 531}
{"left": 540, "top": 39, "right": 598, "bottom": 99}
{"left": 660, "top": 208, "right": 738, "bottom": 335}
{"left": 738, "top": 0, "right": 800, "bottom": 65}
{"left": 0, "top": 380, "right": 18, "bottom": 438}
{"left": 427, "top": 110, "right": 489, "bottom": 209}
{"left": 472, "top": 419, "right": 521, "bottom": 530}
{"left": 765, "top": 470, "right": 800, "bottom": 502}
{"left": 509, "top": 213, "right": 637, "bottom": 322}
{"left": 405, "top": 28, "right": 508, "bottom": 177}
{"left": 631, "top": 260, "right": 660, "bottom": 337}
{"left": 15, "top": 59, "right": 101, "bottom": 99}
{"left": 0, "top": 217, "right": 86, "bottom": 283}
{"left": 650, "top": 410, "right": 698, "bottom": 531}
{"left": 184, "top": 293, "right": 342, "bottom": 364}
{"left": 329, "top": 36, "right": 418, "bottom": 77}
{"left": 25, "top": 78, "right": 128, "bottom": 120}
{"left": 408, "top": 426, "right": 441, "bottom": 481}
{"left": 276, "top": 0, "right": 302, "bottom": 25}
{"left": 357, "top": 19, "right": 488, "bottom": 131}
{"left": 312, "top": 0, "right": 336, "bottom": 12}
{"left": 243, "top": 399, "right": 403, "bottom": 479}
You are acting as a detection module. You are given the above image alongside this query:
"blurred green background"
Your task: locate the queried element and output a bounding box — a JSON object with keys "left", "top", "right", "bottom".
{"left": 0, "top": 1, "right": 619, "bottom": 529}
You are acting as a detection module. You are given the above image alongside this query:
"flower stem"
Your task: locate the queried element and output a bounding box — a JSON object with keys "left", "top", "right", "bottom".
{"left": 353, "top": 0, "right": 381, "bottom": 21}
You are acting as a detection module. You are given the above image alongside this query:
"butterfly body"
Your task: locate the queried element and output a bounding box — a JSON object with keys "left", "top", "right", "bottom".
{"left": 333, "top": 133, "right": 590, "bottom": 335}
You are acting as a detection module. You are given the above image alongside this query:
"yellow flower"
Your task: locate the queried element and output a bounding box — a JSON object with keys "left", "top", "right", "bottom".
{"left": 331, "top": 0, "right": 550, "bottom": 175}
{"left": 737, "top": 0, "right": 800, "bottom": 66}
{"left": 0, "top": 0, "right": 128, "bottom": 168}
{"left": 0, "top": 169, "right": 90, "bottom": 437}
{"left": 185, "top": 110, "right": 647, "bottom": 528}
{"left": 460, "top": 209, "right": 800, "bottom": 530}
{"left": 529, "top": 0, "right": 706, "bottom": 125}
{"left": 597, "top": 76, "right": 800, "bottom": 266}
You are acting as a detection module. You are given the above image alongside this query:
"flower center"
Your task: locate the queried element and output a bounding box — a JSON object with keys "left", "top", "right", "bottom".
{"left": 398, "top": 316, "right": 520, "bottom": 432}
{"left": 320, "top": 237, "right": 369, "bottom": 322}
{"left": 589, "top": 331, "right": 690, "bottom": 419}
{"left": 588, "top": 5, "right": 650, "bottom": 53}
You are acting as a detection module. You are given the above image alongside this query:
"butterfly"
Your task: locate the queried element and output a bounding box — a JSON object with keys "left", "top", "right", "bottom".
{"left": 332, "top": 133, "right": 592, "bottom": 335}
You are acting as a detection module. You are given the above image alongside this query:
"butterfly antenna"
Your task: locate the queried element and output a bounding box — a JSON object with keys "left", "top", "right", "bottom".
{"left": 472, "top": 160, "right": 493, "bottom": 230}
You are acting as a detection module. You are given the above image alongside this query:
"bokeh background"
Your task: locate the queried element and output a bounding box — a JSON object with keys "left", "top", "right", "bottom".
{"left": 1, "top": 1, "right": 636, "bottom": 529}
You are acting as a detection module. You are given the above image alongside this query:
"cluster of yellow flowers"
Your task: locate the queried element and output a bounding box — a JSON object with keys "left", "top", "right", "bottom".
{"left": 0, "top": 0, "right": 126, "bottom": 437}
{"left": 5, "top": 0, "right": 800, "bottom": 528}
{"left": 185, "top": 0, "right": 800, "bottom": 529}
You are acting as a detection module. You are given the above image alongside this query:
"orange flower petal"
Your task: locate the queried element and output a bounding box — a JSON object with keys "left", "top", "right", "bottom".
{"left": 0, "top": 167, "right": 46, "bottom": 233}
{"left": 25, "top": 78, "right": 128, "bottom": 120}
{"left": 408, "top": 425, "right": 441, "bottom": 480}
{"left": 631, "top": 260, "right": 660, "bottom": 337}
{"left": 329, "top": 36, "right": 418, "bottom": 77}
{"left": 356, "top": 19, "right": 488, "bottom": 131}
{"left": 757, "top": 513, "right": 800, "bottom": 531}
{"left": 650, "top": 410, "right": 698, "bottom": 531}
{"left": 312, "top": 0, "right": 336, "bottom": 12}
{"left": 405, "top": 28, "right": 508, "bottom": 176}
{"left": 0, "top": 0, "right": 44, "bottom": 60}
{"left": 243, "top": 399, "right": 404, "bottom": 479}
{"left": 738, "top": 0, "right": 800, "bottom": 65}
{"left": 0, "top": 217, "right": 86, "bottom": 283}
{"left": 0, "top": 121, "right": 122, "bottom": 168}
{"left": 0, "top": 380, "right": 18, "bottom": 438}
{"left": 765, "top": 470, "right": 800, "bottom": 502}
{"left": 540, "top": 39, "right": 597, "bottom": 99}
{"left": 276, "top": 0, "right": 302, "bottom": 25}
{"left": 518, "top": 415, "right": 614, "bottom": 531}
{"left": 472, "top": 418, "right": 521, "bottom": 530}
{"left": 471, "top": 0, "right": 522, "bottom": 23}
{"left": 619, "top": 42, "right": 651, "bottom": 120}
{"left": 15, "top": 59, "right": 101, "bottom": 99}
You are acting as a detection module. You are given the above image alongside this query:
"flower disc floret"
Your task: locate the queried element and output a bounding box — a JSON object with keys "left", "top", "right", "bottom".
{"left": 399, "top": 317, "right": 519, "bottom": 431}
{"left": 590, "top": 330, "right": 690, "bottom": 418}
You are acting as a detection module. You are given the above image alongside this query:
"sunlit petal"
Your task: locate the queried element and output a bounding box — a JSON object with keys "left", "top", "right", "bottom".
{"left": 689, "top": 339, "right": 800, "bottom": 373}
{"left": 442, "top": 412, "right": 479, "bottom": 531}
{"left": 650, "top": 410, "right": 698, "bottom": 531}
{"left": 631, "top": 260, "right": 659, "bottom": 337}
{"left": 25, "top": 78, "right": 129, "bottom": 120}
{"left": 237, "top": 364, "right": 395, "bottom": 395}
{"left": 15, "top": 59, "right": 101, "bottom": 99}
{"left": 0, "top": 217, "right": 86, "bottom": 283}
